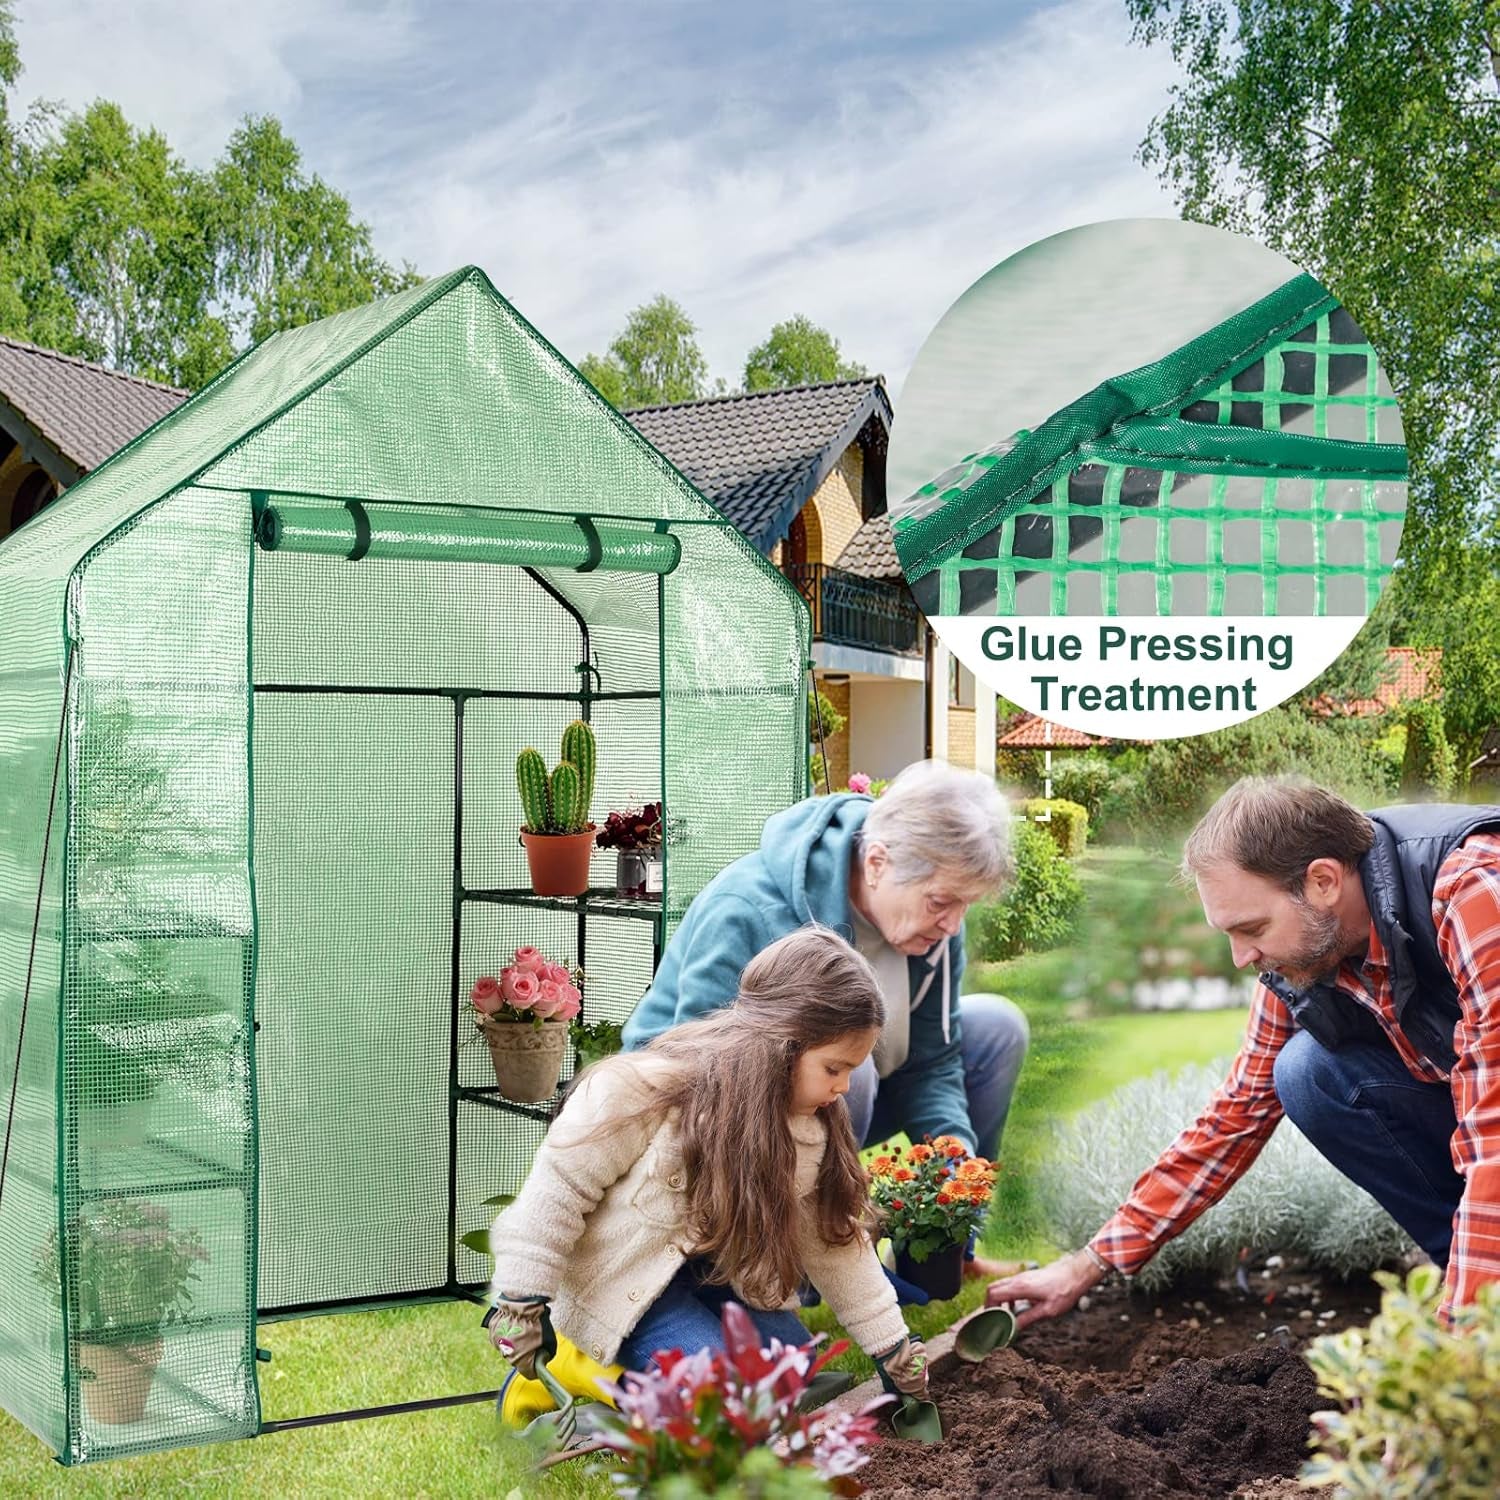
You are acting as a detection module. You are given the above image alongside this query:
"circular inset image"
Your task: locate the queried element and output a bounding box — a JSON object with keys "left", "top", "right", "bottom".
{"left": 889, "top": 219, "right": 1407, "bottom": 739}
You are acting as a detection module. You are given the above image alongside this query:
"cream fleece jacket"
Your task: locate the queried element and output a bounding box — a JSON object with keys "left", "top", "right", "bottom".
{"left": 487, "top": 1054, "right": 908, "bottom": 1367}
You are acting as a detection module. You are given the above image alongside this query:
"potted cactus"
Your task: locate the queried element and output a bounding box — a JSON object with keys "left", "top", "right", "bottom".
{"left": 517, "top": 720, "right": 598, "bottom": 897}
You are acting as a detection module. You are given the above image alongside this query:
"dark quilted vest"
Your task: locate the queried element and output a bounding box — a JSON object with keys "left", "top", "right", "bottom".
{"left": 1260, "top": 804, "right": 1500, "bottom": 1072}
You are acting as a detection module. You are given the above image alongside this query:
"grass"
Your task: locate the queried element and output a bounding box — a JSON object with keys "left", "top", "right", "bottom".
{"left": 0, "top": 845, "right": 1248, "bottom": 1495}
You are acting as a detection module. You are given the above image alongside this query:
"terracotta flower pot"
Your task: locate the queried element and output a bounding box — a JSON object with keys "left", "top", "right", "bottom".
{"left": 481, "top": 1017, "right": 568, "bottom": 1102}
{"left": 77, "top": 1337, "right": 162, "bottom": 1425}
{"left": 520, "top": 828, "right": 596, "bottom": 897}
{"left": 895, "top": 1241, "right": 966, "bottom": 1301}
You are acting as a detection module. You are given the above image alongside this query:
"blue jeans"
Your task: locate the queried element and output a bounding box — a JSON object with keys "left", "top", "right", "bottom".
{"left": 1273, "top": 1029, "right": 1464, "bottom": 1266}
{"left": 618, "top": 1259, "right": 810, "bottom": 1372}
{"left": 845, "top": 992, "right": 1030, "bottom": 1158}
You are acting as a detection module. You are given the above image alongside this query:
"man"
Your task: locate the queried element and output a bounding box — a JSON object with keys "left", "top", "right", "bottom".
{"left": 989, "top": 776, "right": 1500, "bottom": 1327}
{"left": 624, "top": 759, "right": 1031, "bottom": 1279}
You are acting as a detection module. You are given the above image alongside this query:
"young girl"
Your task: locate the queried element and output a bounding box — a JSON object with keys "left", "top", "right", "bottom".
{"left": 486, "top": 926, "right": 927, "bottom": 1402}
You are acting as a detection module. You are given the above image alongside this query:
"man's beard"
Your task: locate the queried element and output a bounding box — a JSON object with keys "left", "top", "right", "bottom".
{"left": 1263, "top": 901, "right": 1350, "bottom": 988}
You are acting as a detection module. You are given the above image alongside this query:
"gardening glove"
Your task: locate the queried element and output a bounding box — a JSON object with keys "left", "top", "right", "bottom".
{"left": 873, "top": 1336, "right": 929, "bottom": 1401}
{"left": 483, "top": 1293, "right": 555, "bottom": 1379}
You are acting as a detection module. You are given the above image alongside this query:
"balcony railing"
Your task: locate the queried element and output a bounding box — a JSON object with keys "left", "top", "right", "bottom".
{"left": 781, "top": 563, "right": 923, "bottom": 656}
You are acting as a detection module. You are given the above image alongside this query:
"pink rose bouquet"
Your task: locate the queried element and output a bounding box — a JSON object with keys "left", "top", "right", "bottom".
{"left": 470, "top": 946, "right": 583, "bottom": 1028}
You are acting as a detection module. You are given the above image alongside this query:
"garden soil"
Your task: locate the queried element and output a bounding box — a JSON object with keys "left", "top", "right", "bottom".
{"left": 859, "top": 1261, "right": 1380, "bottom": 1498}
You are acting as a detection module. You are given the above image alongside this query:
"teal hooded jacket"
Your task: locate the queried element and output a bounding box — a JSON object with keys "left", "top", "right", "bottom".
{"left": 622, "top": 793, "right": 975, "bottom": 1148}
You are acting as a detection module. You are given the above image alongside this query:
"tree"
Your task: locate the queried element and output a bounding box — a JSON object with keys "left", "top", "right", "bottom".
{"left": 1126, "top": 1, "right": 1500, "bottom": 583}
{"left": 743, "top": 315, "right": 865, "bottom": 391}
{"left": 210, "top": 116, "right": 418, "bottom": 348}
{"left": 1295, "top": 585, "right": 1397, "bottom": 713}
{"left": 0, "top": 18, "right": 418, "bottom": 389}
{"left": 579, "top": 295, "right": 708, "bottom": 408}
{"left": 31, "top": 102, "right": 226, "bottom": 383}
{"left": 1400, "top": 700, "right": 1457, "bottom": 799}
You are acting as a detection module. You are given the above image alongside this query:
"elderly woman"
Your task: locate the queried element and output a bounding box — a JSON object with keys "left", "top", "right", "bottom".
{"left": 623, "top": 759, "right": 1029, "bottom": 1278}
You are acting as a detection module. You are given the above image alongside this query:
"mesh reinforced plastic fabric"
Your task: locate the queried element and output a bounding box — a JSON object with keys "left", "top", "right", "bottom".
{"left": 0, "top": 266, "right": 809, "bottom": 1462}
{"left": 894, "top": 277, "right": 1408, "bottom": 617}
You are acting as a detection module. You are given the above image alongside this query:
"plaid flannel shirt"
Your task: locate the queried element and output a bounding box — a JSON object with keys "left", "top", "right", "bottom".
{"left": 1089, "top": 833, "right": 1500, "bottom": 1321}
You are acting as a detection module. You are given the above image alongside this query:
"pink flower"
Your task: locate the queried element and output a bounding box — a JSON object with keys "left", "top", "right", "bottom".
{"left": 554, "top": 985, "right": 582, "bottom": 1021}
{"left": 848, "top": 773, "right": 872, "bottom": 794}
{"left": 544, "top": 962, "right": 572, "bottom": 986}
{"left": 531, "top": 980, "right": 566, "bottom": 1019}
{"left": 501, "top": 968, "right": 541, "bottom": 1009}
{"left": 470, "top": 976, "right": 504, "bottom": 1015}
{"left": 513, "top": 946, "right": 547, "bottom": 974}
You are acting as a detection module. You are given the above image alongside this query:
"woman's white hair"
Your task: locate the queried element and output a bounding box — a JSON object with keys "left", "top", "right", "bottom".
{"left": 859, "top": 760, "right": 1013, "bottom": 890}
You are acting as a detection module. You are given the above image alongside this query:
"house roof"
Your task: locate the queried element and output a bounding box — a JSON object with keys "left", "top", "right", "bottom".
{"left": 0, "top": 334, "right": 187, "bottom": 480}
{"left": 624, "top": 377, "right": 891, "bottom": 554}
{"left": 1311, "top": 645, "right": 1440, "bottom": 717}
{"left": 834, "top": 510, "right": 901, "bottom": 579}
{"left": 995, "top": 717, "right": 1112, "bottom": 749}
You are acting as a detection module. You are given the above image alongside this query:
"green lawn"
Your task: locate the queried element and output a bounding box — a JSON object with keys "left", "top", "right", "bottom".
{"left": 0, "top": 851, "right": 1249, "bottom": 1496}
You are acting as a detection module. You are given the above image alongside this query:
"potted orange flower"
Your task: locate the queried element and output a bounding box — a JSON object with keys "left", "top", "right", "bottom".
{"left": 868, "top": 1136, "right": 997, "bottom": 1300}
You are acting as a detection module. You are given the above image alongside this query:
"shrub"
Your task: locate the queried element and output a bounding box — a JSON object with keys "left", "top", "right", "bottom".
{"left": 1302, "top": 1265, "right": 1500, "bottom": 1498}
{"left": 1113, "top": 709, "right": 1392, "bottom": 848}
{"left": 1049, "top": 751, "right": 1115, "bottom": 824}
{"left": 1039, "top": 1061, "right": 1412, "bottom": 1290}
{"left": 808, "top": 690, "right": 846, "bottom": 743}
{"left": 1019, "top": 797, "right": 1088, "bottom": 857}
{"left": 967, "top": 819, "right": 1084, "bottom": 962}
{"left": 1400, "top": 699, "right": 1456, "bottom": 799}
{"left": 994, "top": 747, "right": 1042, "bottom": 792}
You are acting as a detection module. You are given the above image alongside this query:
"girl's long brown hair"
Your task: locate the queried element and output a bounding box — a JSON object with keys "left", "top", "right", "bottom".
{"left": 568, "top": 926, "right": 882, "bottom": 1307}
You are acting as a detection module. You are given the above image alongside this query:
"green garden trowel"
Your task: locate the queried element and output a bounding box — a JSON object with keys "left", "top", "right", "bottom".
{"left": 953, "top": 1305, "right": 1017, "bottom": 1363}
{"left": 888, "top": 1393, "right": 944, "bottom": 1443}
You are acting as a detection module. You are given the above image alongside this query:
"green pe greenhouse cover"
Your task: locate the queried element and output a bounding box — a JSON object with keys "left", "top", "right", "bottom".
{"left": 893, "top": 271, "right": 1408, "bottom": 618}
{"left": 0, "top": 266, "right": 809, "bottom": 1463}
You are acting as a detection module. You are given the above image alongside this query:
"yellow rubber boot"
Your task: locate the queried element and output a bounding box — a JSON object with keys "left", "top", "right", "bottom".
{"left": 497, "top": 1333, "right": 623, "bottom": 1426}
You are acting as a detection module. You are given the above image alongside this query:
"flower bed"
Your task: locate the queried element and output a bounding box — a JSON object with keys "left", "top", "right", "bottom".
{"left": 859, "top": 1259, "right": 1378, "bottom": 1499}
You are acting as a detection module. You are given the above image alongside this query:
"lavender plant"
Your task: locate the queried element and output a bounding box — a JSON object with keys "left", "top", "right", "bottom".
{"left": 1041, "top": 1061, "right": 1413, "bottom": 1289}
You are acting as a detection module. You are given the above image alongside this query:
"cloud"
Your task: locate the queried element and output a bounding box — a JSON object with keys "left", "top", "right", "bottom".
{"left": 12, "top": 0, "right": 1180, "bottom": 390}
{"left": 365, "top": 0, "right": 1182, "bottom": 388}
{"left": 12, "top": 0, "right": 419, "bottom": 165}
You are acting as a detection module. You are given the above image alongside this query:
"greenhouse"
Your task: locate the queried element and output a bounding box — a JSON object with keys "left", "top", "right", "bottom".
{"left": 0, "top": 267, "right": 810, "bottom": 1463}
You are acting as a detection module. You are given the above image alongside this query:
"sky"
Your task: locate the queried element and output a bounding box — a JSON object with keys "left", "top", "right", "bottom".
{"left": 12, "top": 0, "right": 1182, "bottom": 395}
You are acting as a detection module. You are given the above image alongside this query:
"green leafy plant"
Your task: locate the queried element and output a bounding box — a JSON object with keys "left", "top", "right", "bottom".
{"left": 515, "top": 720, "right": 597, "bottom": 834}
{"left": 569, "top": 1016, "right": 625, "bottom": 1068}
{"left": 1040, "top": 1061, "right": 1412, "bottom": 1291}
{"left": 1302, "top": 1265, "right": 1500, "bottom": 1498}
{"left": 966, "top": 819, "right": 1084, "bottom": 962}
{"left": 33, "top": 1198, "right": 209, "bottom": 1345}
{"left": 868, "top": 1138, "right": 997, "bottom": 1264}
{"left": 590, "top": 1301, "right": 884, "bottom": 1496}
{"left": 1019, "top": 797, "right": 1089, "bottom": 858}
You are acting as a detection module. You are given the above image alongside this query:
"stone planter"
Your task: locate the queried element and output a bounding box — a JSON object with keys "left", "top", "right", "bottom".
{"left": 480, "top": 1017, "right": 568, "bottom": 1102}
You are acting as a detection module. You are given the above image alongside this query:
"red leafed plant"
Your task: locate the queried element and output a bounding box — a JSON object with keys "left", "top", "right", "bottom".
{"left": 595, "top": 802, "right": 664, "bottom": 852}
{"left": 591, "top": 1301, "right": 886, "bottom": 1496}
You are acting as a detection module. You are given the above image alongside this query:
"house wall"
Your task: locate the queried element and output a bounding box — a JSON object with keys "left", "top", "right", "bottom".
{"left": 806, "top": 446, "right": 864, "bottom": 565}
{"left": 848, "top": 677, "right": 926, "bottom": 780}
{"left": 947, "top": 705, "right": 976, "bottom": 770}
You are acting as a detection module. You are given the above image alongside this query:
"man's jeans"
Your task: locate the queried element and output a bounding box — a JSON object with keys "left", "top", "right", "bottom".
{"left": 1273, "top": 1029, "right": 1464, "bottom": 1266}
{"left": 618, "top": 1258, "right": 809, "bottom": 1371}
{"left": 845, "top": 992, "right": 1030, "bottom": 1158}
